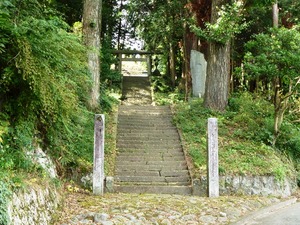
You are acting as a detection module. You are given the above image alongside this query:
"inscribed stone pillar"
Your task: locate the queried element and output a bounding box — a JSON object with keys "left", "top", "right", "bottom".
{"left": 190, "top": 50, "right": 207, "bottom": 98}
{"left": 207, "top": 118, "right": 219, "bottom": 197}
{"left": 93, "top": 114, "right": 105, "bottom": 195}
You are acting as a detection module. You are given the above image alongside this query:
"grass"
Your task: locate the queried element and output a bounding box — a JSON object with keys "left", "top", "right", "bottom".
{"left": 104, "top": 103, "right": 119, "bottom": 176}
{"left": 172, "top": 95, "right": 296, "bottom": 181}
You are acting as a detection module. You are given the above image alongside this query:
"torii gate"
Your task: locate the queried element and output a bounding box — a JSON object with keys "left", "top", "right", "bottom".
{"left": 111, "top": 50, "right": 159, "bottom": 76}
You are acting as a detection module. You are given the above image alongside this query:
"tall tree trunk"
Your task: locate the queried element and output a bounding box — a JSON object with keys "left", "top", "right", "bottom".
{"left": 272, "top": 2, "right": 279, "bottom": 28}
{"left": 83, "top": 0, "right": 102, "bottom": 109}
{"left": 170, "top": 43, "right": 176, "bottom": 88}
{"left": 204, "top": 0, "right": 230, "bottom": 111}
{"left": 169, "top": 11, "right": 177, "bottom": 88}
{"left": 117, "top": 0, "right": 123, "bottom": 49}
{"left": 272, "top": 1, "right": 280, "bottom": 145}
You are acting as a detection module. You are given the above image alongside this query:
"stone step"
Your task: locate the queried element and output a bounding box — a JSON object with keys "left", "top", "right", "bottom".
{"left": 117, "top": 127, "right": 177, "bottom": 132}
{"left": 117, "top": 143, "right": 182, "bottom": 147}
{"left": 118, "top": 123, "right": 173, "bottom": 127}
{"left": 117, "top": 152, "right": 185, "bottom": 157}
{"left": 115, "top": 170, "right": 190, "bottom": 177}
{"left": 115, "top": 181, "right": 190, "bottom": 187}
{"left": 116, "top": 165, "right": 188, "bottom": 172}
{"left": 122, "top": 76, "right": 150, "bottom": 81}
{"left": 113, "top": 185, "right": 192, "bottom": 195}
{"left": 117, "top": 133, "right": 179, "bottom": 138}
{"left": 117, "top": 115, "right": 172, "bottom": 120}
{"left": 117, "top": 139, "right": 180, "bottom": 144}
{"left": 115, "top": 98, "right": 191, "bottom": 195}
{"left": 118, "top": 110, "right": 172, "bottom": 115}
{"left": 119, "top": 108, "right": 171, "bottom": 112}
{"left": 117, "top": 134, "right": 178, "bottom": 139}
{"left": 116, "top": 160, "right": 187, "bottom": 167}
{"left": 117, "top": 131, "right": 175, "bottom": 135}
{"left": 119, "top": 105, "right": 169, "bottom": 110}
{"left": 117, "top": 148, "right": 183, "bottom": 153}
{"left": 122, "top": 86, "right": 151, "bottom": 89}
{"left": 116, "top": 144, "right": 182, "bottom": 149}
{"left": 117, "top": 141, "right": 182, "bottom": 148}
{"left": 118, "top": 127, "right": 178, "bottom": 131}
{"left": 117, "top": 150, "right": 183, "bottom": 155}
{"left": 118, "top": 107, "right": 170, "bottom": 111}
{"left": 117, "top": 121, "right": 174, "bottom": 126}
{"left": 116, "top": 144, "right": 182, "bottom": 150}
{"left": 117, "top": 130, "right": 179, "bottom": 136}
{"left": 119, "top": 122, "right": 173, "bottom": 126}
{"left": 116, "top": 155, "right": 186, "bottom": 161}
{"left": 115, "top": 176, "right": 190, "bottom": 183}
{"left": 119, "top": 113, "right": 170, "bottom": 116}
{"left": 117, "top": 136, "right": 180, "bottom": 142}
{"left": 117, "top": 140, "right": 181, "bottom": 145}
{"left": 119, "top": 113, "right": 172, "bottom": 117}
{"left": 118, "top": 117, "right": 172, "bottom": 120}
{"left": 121, "top": 95, "right": 152, "bottom": 100}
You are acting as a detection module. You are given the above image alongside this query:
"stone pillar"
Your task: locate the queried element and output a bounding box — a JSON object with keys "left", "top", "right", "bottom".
{"left": 190, "top": 50, "right": 207, "bottom": 98}
{"left": 93, "top": 114, "right": 105, "bottom": 195}
{"left": 207, "top": 118, "right": 219, "bottom": 197}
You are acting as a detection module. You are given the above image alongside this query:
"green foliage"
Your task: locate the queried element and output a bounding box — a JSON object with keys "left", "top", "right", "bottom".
{"left": 50, "top": 0, "right": 83, "bottom": 26}
{"left": 276, "top": 121, "right": 300, "bottom": 161}
{"left": 45, "top": 106, "right": 94, "bottom": 176}
{"left": 0, "top": 1, "right": 12, "bottom": 54}
{"left": 99, "top": 38, "right": 122, "bottom": 113}
{"left": 99, "top": 82, "right": 120, "bottom": 113}
{"left": 150, "top": 75, "right": 172, "bottom": 93}
{"left": 129, "top": 0, "right": 185, "bottom": 51}
{"left": 0, "top": 181, "right": 11, "bottom": 225}
{"left": 101, "top": 38, "right": 122, "bottom": 89}
{"left": 152, "top": 86, "right": 185, "bottom": 106}
{"left": 0, "top": 0, "right": 94, "bottom": 178}
{"left": 0, "top": 118, "right": 37, "bottom": 173}
{"left": 192, "top": 1, "right": 248, "bottom": 44}
{"left": 173, "top": 95, "right": 295, "bottom": 180}
{"left": 128, "top": 0, "right": 185, "bottom": 77}
{"left": 280, "top": 0, "right": 300, "bottom": 25}
{"left": 228, "top": 92, "right": 274, "bottom": 144}
{"left": 103, "top": 106, "right": 118, "bottom": 176}
{"left": 244, "top": 27, "right": 300, "bottom": 83}
{"left": 227, "top": 92, "right": 300, "bottom": 169}
{"left": 242, "top": 27, "right": 300, "bottom": 143}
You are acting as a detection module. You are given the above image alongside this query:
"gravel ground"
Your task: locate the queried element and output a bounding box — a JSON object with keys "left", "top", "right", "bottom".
{"left": 54, "top": 189, "right": 290, "bottom": 225}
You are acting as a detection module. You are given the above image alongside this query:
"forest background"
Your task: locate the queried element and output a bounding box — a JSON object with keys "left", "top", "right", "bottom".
{"left": 1, "top": 1, "right": 300, "bottom": 218}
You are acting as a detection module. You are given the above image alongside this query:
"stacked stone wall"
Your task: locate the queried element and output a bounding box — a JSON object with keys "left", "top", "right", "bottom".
{"left": 7, "top": 185, "right": 60, "bottom": 225}
{"left": 193, "top": 175, "right": 297, "bottom": 197}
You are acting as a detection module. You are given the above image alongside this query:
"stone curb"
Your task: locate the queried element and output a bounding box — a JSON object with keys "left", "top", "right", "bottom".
{"left": 231, "top": 197, "right": 297, "bottom": 225}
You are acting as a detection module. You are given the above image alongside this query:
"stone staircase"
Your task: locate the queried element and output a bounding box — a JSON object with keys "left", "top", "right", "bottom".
{"left": 114, "top": 76, "right": 192, "bottom": 195}
{"left": 121, "top": 76, "right": 152, "bottom": 105}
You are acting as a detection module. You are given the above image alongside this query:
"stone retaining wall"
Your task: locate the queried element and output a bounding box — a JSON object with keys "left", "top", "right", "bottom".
{"left": 193, "top": 175, "right": 297, "bottom": 197}
{"left": 7, "top": 185, "right": 60, "bottom": 225}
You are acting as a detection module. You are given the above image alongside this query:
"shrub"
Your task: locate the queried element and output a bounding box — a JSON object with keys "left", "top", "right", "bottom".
{"left": 0, "top": 0, "right": 94, "bottom": 178}
{"left": 227, "top": 92, "right": 274, "bottom": 144}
